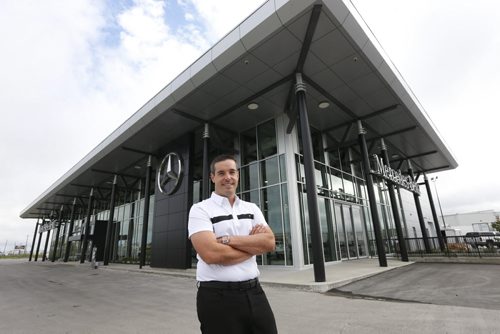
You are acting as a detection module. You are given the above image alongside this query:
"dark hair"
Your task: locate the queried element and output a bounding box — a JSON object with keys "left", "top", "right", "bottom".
{"left": 210, "top": 154, "right": 238, "bottom": 173}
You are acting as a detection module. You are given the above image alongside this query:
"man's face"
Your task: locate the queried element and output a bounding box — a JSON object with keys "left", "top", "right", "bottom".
{"left": 211, "top": 159, "right": 239, "bottom": 198}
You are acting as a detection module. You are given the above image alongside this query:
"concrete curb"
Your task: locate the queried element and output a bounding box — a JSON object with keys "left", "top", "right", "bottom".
{"left": 409, "top": 256, "right": 500, "bottom": 264}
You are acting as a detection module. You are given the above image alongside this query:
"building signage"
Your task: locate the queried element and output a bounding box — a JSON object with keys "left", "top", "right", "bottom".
{"left": 371, "top": 154, "right": 420, "bottom": 195}
{"left": 39, "top": 220, "right": 58, "bottom": 233}
{"left": 157, "top": 152, "right": 183, "bottom": 195}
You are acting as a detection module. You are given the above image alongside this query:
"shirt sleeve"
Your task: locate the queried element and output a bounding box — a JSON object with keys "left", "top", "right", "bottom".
{"left": 188, "top": 203, "right": 214, "bottom": 238}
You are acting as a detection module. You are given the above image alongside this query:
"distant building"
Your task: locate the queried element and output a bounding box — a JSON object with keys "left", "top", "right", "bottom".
{"left": 442, "top": 210, "right": 499, "bottom": 235}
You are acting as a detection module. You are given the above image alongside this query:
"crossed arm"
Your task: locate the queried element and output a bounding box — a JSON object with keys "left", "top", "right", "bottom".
{"left": 191, "top": 224, "right": 275, "bottom": 266}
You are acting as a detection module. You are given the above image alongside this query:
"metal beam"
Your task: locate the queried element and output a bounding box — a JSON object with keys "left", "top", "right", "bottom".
{"left": 333, "top": 126, "right": 418, "bottom": 151}
{"left": 172, "top": 109, "right": 238, "bottom": 136}
{"left": 323, "top": 104, "right": 399, "bottom": 133}
{"left": 211, "top": 74, "right": 294, "bottom": 122}
{"left": 380, "top": 138, "right": 408, "bottom": 262}
{"left": 51, "top": 205, "right": 64, "bottom": 262}
{"left": 80, "top": 188, "right": 95, "bottom": 263}
{"left": 63, "top": 198, "right": 77, "bottom": 262}
{"left": 407, "top": 163, "right": 430, "bottom": 253}
{"left": 295, "top": 73, "right": 325, "bottom": 282}
{"left": 91, "top": 168, "right": 142, "bottom": 181}
{"left": 29, "top": 219, "right": 40, "bottom": 261}
{"left": 295, "top": 5, "right": 322, "bottom": 73}
{"left": 303, "top": 74, "right": 426, "bottom": 172}
{"left": 358, "top": 121, "right": 387, "bottom": 267}
{"left": 121, "top": 146, "right": 157, "bottom": 158}
{"left": 104, "top": 175, "right": 118, "bottom": 266}
{"left": 140, "top": 156, "right": 153, "bottom": 269}
{"left": 390, "top": 150, "right": 438, "bottom": 163}
{"left": 424, "top": 174, "right": 446, "bottom": 252}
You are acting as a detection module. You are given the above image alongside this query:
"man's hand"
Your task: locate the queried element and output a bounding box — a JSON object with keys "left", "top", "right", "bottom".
{"left": 250, "top": 224, "right": 268, "bottom": 235}
{"left": 191, "top": 231, "right": 252, "bottom": 265}
{"left": 228, "top": 224, "right": 275, "bottom": 255}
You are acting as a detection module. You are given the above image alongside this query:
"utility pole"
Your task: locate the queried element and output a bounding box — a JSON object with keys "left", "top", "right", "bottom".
{"left": 431, "top": 177, "right": 446, "bottom": 229}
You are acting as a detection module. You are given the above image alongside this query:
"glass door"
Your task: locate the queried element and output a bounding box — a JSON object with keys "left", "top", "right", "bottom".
{"left": 334, "top": 203, "right": 368, "bottom": 259}
{"left": 334, "top": 204, "right": 348, "bottom": 259}
{"left": 351, "top": 205, "right": 368, "bottom": 257}
{"left": 342, "top": 205, "right": 357, "bottom": 259}
{"left": 318, "top": 198, "right": 339, "bottom": 262}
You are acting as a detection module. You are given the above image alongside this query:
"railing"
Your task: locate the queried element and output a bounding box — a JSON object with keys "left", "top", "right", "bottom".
{"left": 401, "top": 236, "right": 500, "bottom": 258}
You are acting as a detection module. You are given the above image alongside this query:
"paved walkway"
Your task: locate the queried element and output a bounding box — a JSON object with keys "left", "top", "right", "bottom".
{"left": 1, "top": 258, "right": 499, "bottom": 333}
{"left": 102, "top": 258, "right": 412, "bottom": 292}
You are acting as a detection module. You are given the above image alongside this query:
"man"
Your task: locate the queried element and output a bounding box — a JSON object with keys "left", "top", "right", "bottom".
{"left": 188, "top": 154, "right": 278, "bottom": 334}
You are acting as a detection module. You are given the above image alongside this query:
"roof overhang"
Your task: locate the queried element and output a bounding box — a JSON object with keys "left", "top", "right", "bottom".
{"left": 20, "top": 0, "right": 458, "bottom": 219}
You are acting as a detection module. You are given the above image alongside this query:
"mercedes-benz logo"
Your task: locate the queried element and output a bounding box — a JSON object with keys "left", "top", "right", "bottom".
{"left": 157, "top": 152, "right": 183, "bottom": 195}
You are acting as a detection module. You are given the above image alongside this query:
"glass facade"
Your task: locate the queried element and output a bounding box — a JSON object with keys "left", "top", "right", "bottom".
{"left": 43, "top": 115, "right": 429, "bottom": 269}
{"left": 239, "top": 120, "right": 292, "bottom": 266}
{"left": 297, "top": 127, "right": 374, "bottom": 264}
{"left": 49, "top": 192, "right": 155, "bottom": 265}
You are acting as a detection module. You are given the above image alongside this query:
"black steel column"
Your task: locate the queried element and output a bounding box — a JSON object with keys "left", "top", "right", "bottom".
{"left": 42, "top": 228, "right": 50, "bottom": 262}
{"left": 202, "top": 123, "right": 210, "bottom": 199}
{"left": 29, "top": 219, "right": 40, "bottom": 261}
{"left": 127, "top": 191, "right": 136, "bottom": 259}
{"left": 140, "top": 155, "right": 152, "bottom": 269}
{"left": 380, "top": 139, "right": 408, "bottom": 262}
{"left": 63, "top": 198, "right": 77, "bottom": 262}
{"left": 80, "top": 188, "right": 95, "bottom": 263}
{"left": 295, "top": 73, "right": 325, "bottom": 282}
{"left": 407, "top": 162, "right": 431, "bottom": 253}
{"left": 34, "top": 219, "right": 44, "bottom": 261}
{"left": 51, "top": 205, "right": 64, "bottom": 262}
{"left": 103, "top": 175, "right": 118, "bottom": 266}
{"left": 358, "top": 121, "right": 387, "bottom": 267}
{"left": 424, "top": 174, "right": 446, "bottom": 251}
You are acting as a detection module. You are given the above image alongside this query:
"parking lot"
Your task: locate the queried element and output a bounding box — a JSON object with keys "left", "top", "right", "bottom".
{"left": 0, "top": 259, "right": 498, "bottom": 333}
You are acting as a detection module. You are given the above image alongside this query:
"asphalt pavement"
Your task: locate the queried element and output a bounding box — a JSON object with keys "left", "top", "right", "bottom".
{"left": 0, "top": 259, "right": 498, "bottom": 334}
{"left": 330, "top": 262, "right": 500, "bottom": 311}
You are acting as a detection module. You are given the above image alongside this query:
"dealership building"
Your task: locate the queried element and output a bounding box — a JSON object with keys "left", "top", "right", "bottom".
{"left": 20, "top": 0, "right": 457, "bottom": 281}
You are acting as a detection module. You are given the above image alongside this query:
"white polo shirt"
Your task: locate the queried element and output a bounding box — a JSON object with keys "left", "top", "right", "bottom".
{"left": 188, "top": 192, "right": 268, "bottom": 282}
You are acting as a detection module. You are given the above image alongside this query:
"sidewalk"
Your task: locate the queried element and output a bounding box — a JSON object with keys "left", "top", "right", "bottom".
{"left": 101, "top": 258, "right": 412, "bottom": 292}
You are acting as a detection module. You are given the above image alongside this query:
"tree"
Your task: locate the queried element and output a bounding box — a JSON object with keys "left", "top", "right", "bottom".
{"left": 492, "top": 217, "right": 500, "bottom": 232}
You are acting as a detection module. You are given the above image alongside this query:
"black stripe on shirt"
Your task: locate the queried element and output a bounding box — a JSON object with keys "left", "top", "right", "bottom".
{"left": 237, "top": 213, "right": 254, "bottom": 220}
{"left": 209, "top": 213, "right": 254, "bottom": 224}
{"left": 210, "top": 215, "right": 233, "bottom": 224}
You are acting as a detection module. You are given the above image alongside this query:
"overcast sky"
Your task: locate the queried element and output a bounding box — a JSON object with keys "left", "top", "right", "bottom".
{"left": 1, "top": 0, "right": 499, "bottom": 251}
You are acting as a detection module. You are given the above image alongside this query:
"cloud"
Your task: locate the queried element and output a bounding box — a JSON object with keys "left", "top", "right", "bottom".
{"left": 352, "top": 0, "right": 500, "bottom": 215}
{"left": 1, "top": 0, "right": 268, "bottom": 251}
{"left": 186, "top": 0, "right": 266, "bottom": 42}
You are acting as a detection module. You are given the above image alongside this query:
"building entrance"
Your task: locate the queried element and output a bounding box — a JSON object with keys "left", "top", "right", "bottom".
{"left": 318, "top": 197, "right": 368, "bottom": 262}
{"left": 333, "top": 202, "right": 368, "bottom": 260}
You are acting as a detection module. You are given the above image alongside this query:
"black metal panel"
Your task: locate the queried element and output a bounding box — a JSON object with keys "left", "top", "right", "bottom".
{"left": 150, "top": 133, "right": 193, "bottom": 269}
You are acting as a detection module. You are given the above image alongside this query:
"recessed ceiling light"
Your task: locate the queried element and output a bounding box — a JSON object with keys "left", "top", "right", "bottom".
{"left": 318, "top": 101, "right": 330, "bottom": 109}
{"left": 391, "top": 154, "right": 400, "bottom": 159}
{"left": 247, "top": 102, "right": 259, "bottom": 110}
{"left": 134, "top": 165, "right": 141, "bottom": 169}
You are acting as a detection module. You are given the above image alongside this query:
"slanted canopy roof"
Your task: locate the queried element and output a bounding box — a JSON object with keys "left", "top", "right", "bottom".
{"left": 21, "top": 0, "right": 457, "bottom": 219}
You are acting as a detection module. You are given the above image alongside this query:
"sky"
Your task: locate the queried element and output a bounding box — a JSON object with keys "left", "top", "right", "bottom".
{"left": 1, "top": 0, "right": 499, "bottom": 252}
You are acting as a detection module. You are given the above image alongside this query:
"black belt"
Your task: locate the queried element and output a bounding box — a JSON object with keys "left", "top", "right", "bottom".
{"left": 199, "top": 278, "right": 260, "bottom": 290}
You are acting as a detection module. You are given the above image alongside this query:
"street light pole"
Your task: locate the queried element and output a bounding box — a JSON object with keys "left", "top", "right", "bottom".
{"left": 431, "top": 177, "right": 446, "bottom": 229}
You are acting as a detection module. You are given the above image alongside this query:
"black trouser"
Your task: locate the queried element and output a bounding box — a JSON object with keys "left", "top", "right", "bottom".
{"left": 197, "top": 279, "right": 278, "bottom": 334}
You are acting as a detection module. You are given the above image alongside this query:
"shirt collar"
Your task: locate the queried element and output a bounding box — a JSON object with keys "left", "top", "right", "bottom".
{"left": 210, "top": 192, "right": 239, "bottom": 208}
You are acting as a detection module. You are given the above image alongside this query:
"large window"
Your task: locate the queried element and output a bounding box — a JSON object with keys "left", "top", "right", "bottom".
{"left": 296, "top": 153, "right": 370, "bottom": 264}
{"left": 239, "top": 119, "right": 292, "bottom": 266}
